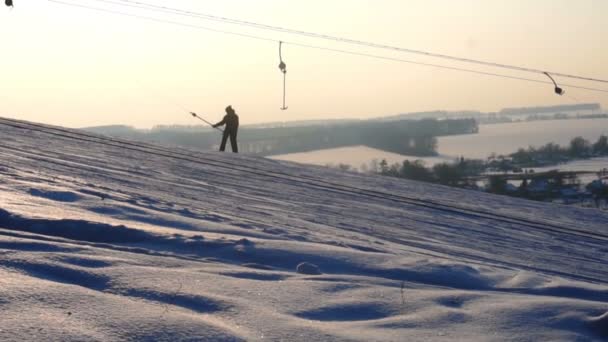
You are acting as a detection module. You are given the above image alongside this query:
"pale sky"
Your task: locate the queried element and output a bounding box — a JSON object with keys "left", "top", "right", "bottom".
{"left": 1, "top": 0, "right": 607, "bottom": 128}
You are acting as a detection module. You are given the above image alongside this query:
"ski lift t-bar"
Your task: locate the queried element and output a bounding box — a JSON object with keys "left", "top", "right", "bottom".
{"left": 190, "top": 112, "right": 224, "bottom": 132}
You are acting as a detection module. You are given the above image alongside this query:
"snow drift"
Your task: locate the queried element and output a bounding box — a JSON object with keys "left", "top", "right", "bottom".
{"left": 0, "top": 117, "right": 607, "bottom": 341}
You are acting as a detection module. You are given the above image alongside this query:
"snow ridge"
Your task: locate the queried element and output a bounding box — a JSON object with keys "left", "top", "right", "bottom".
{"left": 1, "top": 117, "right": 607, "bottom": 341}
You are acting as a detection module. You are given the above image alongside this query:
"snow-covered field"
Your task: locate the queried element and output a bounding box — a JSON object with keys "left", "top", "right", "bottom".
{"left": 1, "top": 117, "right": 607, "bottom": 341}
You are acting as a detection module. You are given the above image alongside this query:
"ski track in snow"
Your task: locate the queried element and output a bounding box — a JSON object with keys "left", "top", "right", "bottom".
{"left": 0, "top": 117, "right": 607, "bottom": 341}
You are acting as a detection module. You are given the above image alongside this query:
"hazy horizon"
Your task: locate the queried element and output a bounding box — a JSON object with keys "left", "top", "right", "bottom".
{"left": 2, "top": 0, "right": 607, "bottom": 128}
{"left": 79, "top": 102, "right": 604, "bottom": 130}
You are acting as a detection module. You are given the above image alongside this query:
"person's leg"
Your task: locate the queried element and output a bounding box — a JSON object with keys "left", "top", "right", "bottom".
{"left": 230, "top": 131, "right": 238, "bottom": 153}
{"left": 219, "top": 132, "right": 229, "bottom": 152}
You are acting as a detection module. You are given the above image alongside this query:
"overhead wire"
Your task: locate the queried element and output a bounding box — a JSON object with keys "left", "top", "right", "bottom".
{"left": 287, "top": 42, "right": 608, "bottom": 94}
{"left": 47, "top": 0, "right": 276, "bottom": 43}
{"left": 46, "top": 0, "right": 608, "bottom": 94}
{"left": 85, "top": 0, "right": 608, "bottom": 85}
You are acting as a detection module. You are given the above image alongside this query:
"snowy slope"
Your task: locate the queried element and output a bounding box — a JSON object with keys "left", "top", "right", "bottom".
{"left": 0, "top": 116, "right": 607, "bottom": 341}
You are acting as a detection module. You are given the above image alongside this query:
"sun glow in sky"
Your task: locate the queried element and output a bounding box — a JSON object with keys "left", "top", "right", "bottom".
{"left": 1, "top": 0, "right": 607, "bottom": 128}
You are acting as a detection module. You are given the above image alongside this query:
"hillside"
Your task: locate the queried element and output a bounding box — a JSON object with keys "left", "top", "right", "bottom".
{"left": 1, "top": 117, "right": 607, "bottom": 341}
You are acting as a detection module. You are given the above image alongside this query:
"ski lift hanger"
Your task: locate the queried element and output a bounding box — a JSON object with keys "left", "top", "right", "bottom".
{"left": 278, "top": 41, "right": 288, "bottom": 110}
{"left": 544, "top": 72, "right": 564, "bottom": 96}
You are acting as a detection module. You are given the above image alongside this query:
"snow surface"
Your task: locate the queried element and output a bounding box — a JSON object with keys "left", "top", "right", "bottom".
{"left": 0, "top": 117, "right": 607, "bottom": 341}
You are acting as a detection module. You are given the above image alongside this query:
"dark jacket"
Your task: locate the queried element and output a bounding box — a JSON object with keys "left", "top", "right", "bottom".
{"left": 214, "top": 113, "right": 239, "bottom": 132}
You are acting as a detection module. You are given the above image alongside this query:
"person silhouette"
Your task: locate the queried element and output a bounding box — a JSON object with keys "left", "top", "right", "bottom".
{"left": 213, "top": 106, "right": 239, "bottom": 153}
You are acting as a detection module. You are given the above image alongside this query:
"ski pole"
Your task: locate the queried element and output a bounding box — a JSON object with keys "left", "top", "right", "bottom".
{"left": 190, "top": 112, "right": 224, "bottom": 133}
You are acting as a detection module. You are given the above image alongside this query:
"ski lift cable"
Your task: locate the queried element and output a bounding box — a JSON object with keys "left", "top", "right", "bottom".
{"left": 88, "top": 0, "right": 608, "bottom": 85}
{"left": 287, "top": 41, "right": 608, "bottom": 94}
{"left": 46, "top": 0, "right": 608, "bottom": 94}
{"left": 47, "top": 0, "right": 277, "bottom": 44}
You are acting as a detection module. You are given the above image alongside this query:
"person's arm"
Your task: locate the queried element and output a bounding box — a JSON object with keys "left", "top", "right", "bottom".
{"left": 213, "top": 116, "right": 227, "bottom": 128}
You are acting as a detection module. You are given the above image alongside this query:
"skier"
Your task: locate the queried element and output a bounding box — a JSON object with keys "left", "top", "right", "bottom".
{"left": 213, "top": 105, "right": 239, "bottom": 153}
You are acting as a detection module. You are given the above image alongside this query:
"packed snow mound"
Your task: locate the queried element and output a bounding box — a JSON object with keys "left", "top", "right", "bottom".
{"left": 0, "top": 117, "right": 608, "bottom": 341}
{"left": 296, "top": 262, "right": 322, "bottom": 275}
{"left": 28, "top": 188, "right": 83, "bottom": 202}
{"left": 0, "top": 208, "right": 152, "bottom": 243}
{"left": 589, "top": 312, "right": 608, "bottom": 337}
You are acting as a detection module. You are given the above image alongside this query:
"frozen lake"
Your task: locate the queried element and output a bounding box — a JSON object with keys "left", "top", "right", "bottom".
{"left": 438, "top": 119, "right": 608, "bottom": 159}
{"left": 271, "top": 145, "right": 454, "bottom": 169}
{"left": 271, "top": 119, "right": 608, "bottom": 172}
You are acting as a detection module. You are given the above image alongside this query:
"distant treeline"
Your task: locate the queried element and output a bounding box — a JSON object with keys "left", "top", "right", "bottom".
{"left": 369, "top": 135, "right": 608, "bottom": 184}
{"left": 478, "top": 112, "right": 608, "bottom": 125}
{"left": 369, "top": 158, "right": 608, "bottom": 206}
{"left": 350, "top": 135, "right": 608, "bottom": 208}
{"left": 510, "top": 135, "right": 608, "bottom": 167}
{"left": 377, "top": 103, "right": 602, "bottom": 121}
{"left": 84, "top": 118, "right": 478, "bottom": 156}
{"left": 240, "top": 118, "right": 477, "bottom": 156}
{"left": 500, "top": 103, "right": 600, "bottom": 116}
